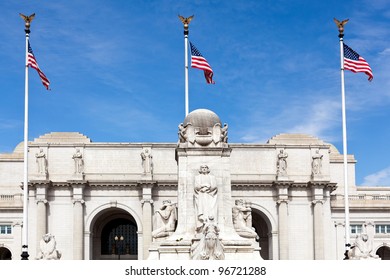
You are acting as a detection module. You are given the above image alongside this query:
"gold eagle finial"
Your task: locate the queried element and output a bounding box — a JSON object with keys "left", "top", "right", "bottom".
{"left": 178, "top": 15, "right": 194, "bottom": 30}
{"left": 19, "top": 13, "right": 36, "bottom": 30}
{"left": 333, "top": 18, "right": 349, "bottom": 35}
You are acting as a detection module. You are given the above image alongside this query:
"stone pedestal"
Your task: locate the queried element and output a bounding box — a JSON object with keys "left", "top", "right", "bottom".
{"left": 148, "top": 109, "right": 262, "bottom": 260}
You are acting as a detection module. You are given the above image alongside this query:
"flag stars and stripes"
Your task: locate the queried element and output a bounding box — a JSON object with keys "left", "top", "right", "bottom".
{"left": 343, "top": 44, "right": 373, "bottom": 81}
{"left": 190, "top": 41, "right": 215, "bottom": 84}
{"left": 27, "top": 42, "right": 50, "bottom": 90}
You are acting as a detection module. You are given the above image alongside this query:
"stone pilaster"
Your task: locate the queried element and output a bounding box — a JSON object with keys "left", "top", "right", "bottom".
{"left": 312, "top": 200, "right": 324, "bottom": 259}
{"left": 140, "top": 182, "right": 154, "bottom": 260}
{"left": 31, "top": 181, "right": 50, "bottom": 255}
{"left": 36, "top": 199, "right": 47, "bottom": 251}
{"left": 310, "top": 181, "right": 329, "bottom": 260}
{"left": 275, "top": 181, "right": 292, "bottom": 260}
{"left": 70, "top": 181, "right": 86, "bottom": 260}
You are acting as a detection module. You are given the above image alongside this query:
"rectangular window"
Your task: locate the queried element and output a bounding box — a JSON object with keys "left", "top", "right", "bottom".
{"left": 350, "top": 224, "right": 362, "bottom": 234}
{"left": 376, "top": 224, "right": 390, "bottom": 234}
{"left": 0, "top": 225, "right": 12, "bottom": 235}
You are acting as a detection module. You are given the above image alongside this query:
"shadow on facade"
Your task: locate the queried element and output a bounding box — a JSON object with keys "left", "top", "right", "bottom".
{"left": 252, "top": 210, "right": 272, "bottom": 260}
{"left": 376, "top": 246, "right": 390, "bottom": 260}
{"left": 91, "top": 208, "right": 138, "bottom": 260}
{"left": 0, "top": 247, "right": 12, "bottom": 260}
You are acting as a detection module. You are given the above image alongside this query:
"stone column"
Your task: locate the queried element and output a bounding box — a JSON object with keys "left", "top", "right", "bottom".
{"left": 334, "top": 222, "right": 345, "bottom": 260}
{"left": 277, "top": 200, "right": 289, "bottom": 260}
{"left": 312, "top": 200, "right": 324, "bottom": 259}
{"left": 34, "top": 181, "right": 49, "bottom": 255}
{"left": 36, "top": 199, "right": 47, "bottom": 247}
{"left": 70, "top": 181, "right": 85, "bottom": 260}
{"left": 311, "top": 182, "right": 325, "bottom": 260}
{"left": 275, "top": 181, "right": 291, "bottom": 260}
{"left": 140, "top": 183, "right": 153, "bottom": 260}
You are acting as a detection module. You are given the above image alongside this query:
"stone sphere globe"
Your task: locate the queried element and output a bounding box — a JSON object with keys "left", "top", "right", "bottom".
{"left": 183, "top": 109, "right": 221, "bottom": 128}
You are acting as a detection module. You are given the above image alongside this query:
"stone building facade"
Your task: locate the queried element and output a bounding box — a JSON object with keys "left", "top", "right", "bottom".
{"left": 0, "top": 109, "right": 389, "bottom": 260}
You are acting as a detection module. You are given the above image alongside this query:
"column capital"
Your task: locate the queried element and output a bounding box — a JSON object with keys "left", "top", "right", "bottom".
{"left": 312, "top": 199, "right": 324, "bottom": 206}
{"left": 36, "top": 199, "right": 48, "bottom": 205}
{"left": 274, "top": 181, "right": 292, "bottom": 201}
{"left": 334, "top": 221, "right": 345, "bottom": 227}
{"left": 72, "top": 199, "right": 85, "bottom": 205}
{"left": 276, "top": 199, "right": 289, "bottom": 205}
{"left": 141, "top": 199, "right": 154, "bottom": 206}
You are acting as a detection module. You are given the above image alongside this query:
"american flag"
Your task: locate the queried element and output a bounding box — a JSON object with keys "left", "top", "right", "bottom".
{"left": 28, "top": 42, "right": 50, "bottom": 90}
{"left": 343, "top": 44, "right": 373, "bottom": 81}
{"left": 190, "top": 41, "right": 215, "bottom": 84}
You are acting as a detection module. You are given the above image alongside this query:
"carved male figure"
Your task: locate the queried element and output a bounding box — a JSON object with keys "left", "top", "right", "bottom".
{"left": 194, "top": 165, "right": 218, "bottom": 232}
{"left": 72, "top": 149, "right": 84, "bottom": 174}
{"left": 312, "top": 149, "right": 323, "bottom": 176}
{"left": 141, "top": 149, "right": 153, "bottom": 174}
{"left": 152, "top": 200, "right": 177, "bottom": 239}
{"left": 232, "top": 199, "right": 258, "bottom": 239}
{"left": 35, "top": 148, "right": 47, "bottom": 174}
{"left": 277, "top": 149, "right": 288, "bottom": 176}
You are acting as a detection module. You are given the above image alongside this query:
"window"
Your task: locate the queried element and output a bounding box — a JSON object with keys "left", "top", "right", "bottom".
{"left": 0, "top": 225, "right": 12, "bottom": 235}
{"left": 376, "top": 224, "right": 390, "bottom": 234}
{"left": 350, "top": 224, "right": 362, "bottom": 234}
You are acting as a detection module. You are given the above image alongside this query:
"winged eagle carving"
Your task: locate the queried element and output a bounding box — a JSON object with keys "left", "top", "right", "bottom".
{"left": 19, "top": 13, "right": 36, "bottom": 29}
{"left": 333, "top": 18, "right": 349, "bottom": 34}
{"left": 178, "top": 15, "right": 194, "bottom": 28}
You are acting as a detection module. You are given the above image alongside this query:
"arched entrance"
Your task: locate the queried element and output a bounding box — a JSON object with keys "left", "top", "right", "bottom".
{"left": 91, "top": 208, "right": 138, "bottom": 260}
{"left": 376, "top": 246, "right": 390, "bottom": 260}
{"left": 0, "top": 247, "right": 12, "bottom": 260}
{"left": 252, "top": 209, "right": 272, "bottom": 260}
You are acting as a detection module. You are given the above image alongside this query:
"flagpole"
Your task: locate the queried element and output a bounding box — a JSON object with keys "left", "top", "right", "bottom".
{"left": 20, "top": 13, "right": 35, "bottom": 260}
{"left": 179, "top": 15, "right": 194, "bottom": 117}
{"left": 334, "top": 18, "right": 351, "bottom": 259}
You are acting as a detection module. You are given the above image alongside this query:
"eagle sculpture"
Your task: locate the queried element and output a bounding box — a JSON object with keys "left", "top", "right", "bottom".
{"left": 19, "top": 13, "right": 35, "bottom": 30}
{"left": 333, "top": 18, "right": 349, "bottom": 35}
{"left": 178, "top": 15, "right": 194, "bottom": 29}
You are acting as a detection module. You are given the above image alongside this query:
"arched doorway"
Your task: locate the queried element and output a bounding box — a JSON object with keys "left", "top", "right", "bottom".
{"left": 91, "top": 208, "right": 138, "bottom": 260}
{"left": 0, "top": 247, "right": 12, "bottom": 260}
{"left": 376, "top": 246, "right": 390, "bottom": 260}
{"left": 252, "top": 209, "right": 272, "bottom": 260}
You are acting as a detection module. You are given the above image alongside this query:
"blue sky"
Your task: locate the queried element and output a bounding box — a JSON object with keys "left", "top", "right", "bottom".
{"left": 1, "top": 0, "right": 390, "bottom": 186}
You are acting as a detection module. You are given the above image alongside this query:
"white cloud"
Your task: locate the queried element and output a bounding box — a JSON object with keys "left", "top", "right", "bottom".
{"left": 362, "top": 166, "right": 390, "bottom": 186}
{"left": 238, "top": 94, "right": 341, "bottom": 144}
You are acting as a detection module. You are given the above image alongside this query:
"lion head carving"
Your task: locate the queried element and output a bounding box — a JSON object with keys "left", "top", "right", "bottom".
{"left": 36, "top": 233, "right": 62, "bottom": 260}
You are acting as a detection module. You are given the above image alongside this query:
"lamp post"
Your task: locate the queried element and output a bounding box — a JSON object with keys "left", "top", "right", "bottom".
{"left": 114, "top": 235, "right": 124, "bottom": 260}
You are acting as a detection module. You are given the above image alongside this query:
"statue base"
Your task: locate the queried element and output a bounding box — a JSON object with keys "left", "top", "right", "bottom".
{"left": 30, "top": 173, "right": 48, "bottom": 180}
{"left": 147, "top": 238, "right": 263, "bottom": 260}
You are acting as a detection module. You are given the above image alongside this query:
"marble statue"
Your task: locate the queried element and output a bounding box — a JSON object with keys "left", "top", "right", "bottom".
{"left": 311, "top": 149, "right": 323, "bottom": 176}
{"left": 232, "top": 199, "right": 258, "bottom": 239}
{"left": 221, "top": 123, "right": 228, "bottom": 143}
{"left": 194, "top": 165, "right": 218, "bottom": 233}
{"left": 277, "top": 149, "right": 288, "bottom": 176}
{"left": 348, "top": 233, "right": 380, "bottom": 260}
{"left": 36, "top": 233, "right": 62, "bottom": 260}
{"left": 191, "top": 216, "right": 224, "bottom": 260}
{"left": 141, "top": 149, "right": 153, "bottom": 174}
{"left": 72, "top": 149, "right": 84, "bottom": 174}
{"left": 152, "top": 200, "right": 177, "bottom": 239}
{"left": 35, "top": 149, "right": 47, "bottom": 174}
